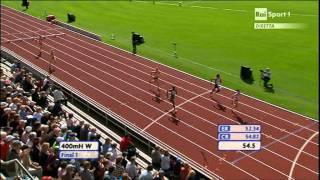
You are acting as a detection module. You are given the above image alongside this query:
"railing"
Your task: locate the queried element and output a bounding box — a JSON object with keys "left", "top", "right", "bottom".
{"left": 0, "top": 159, "right": 35, "bottom": 180}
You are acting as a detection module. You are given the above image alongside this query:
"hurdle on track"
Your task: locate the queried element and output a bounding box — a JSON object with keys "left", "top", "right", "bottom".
{"left": 1, "top": 33, "right": 65, "bottom": 43}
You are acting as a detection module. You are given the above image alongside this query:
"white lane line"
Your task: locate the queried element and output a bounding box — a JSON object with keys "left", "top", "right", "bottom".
{"left": 141, "top": 90, "right": 210, "bottom": 131}
{"left": 288, "top": 131, "right": 319, "bottom": 179}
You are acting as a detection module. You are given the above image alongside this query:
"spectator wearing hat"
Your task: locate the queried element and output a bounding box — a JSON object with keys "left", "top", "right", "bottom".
{"left": 0, "top": 101, "right": 8, "bottom": 116}
{"left": 21, "top": 126, "right": 32, "bottom": 143}
{"left": 26, "top": 131, "right": 37, "bottom": 147}
{"left": 20, "top": 144, "right": 43, "bottom": 178}
{"left": 151, "top": 146, "right": 161, "bottom": 170}
{"left": 6, "top": 140, "right": 22, "bottom": 176}
{"left": 0, "top": 134, "right": 15, "bottom": 161}
{"left": 126, "top": 156, "right": 139, "bottom": 179}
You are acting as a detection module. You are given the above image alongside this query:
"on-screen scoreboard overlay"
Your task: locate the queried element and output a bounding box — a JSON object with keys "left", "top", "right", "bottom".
{"left": 59, "top": 141, "right": 99, "bottom": 159}
{"left": 218, "top": 124, "right": 261, "bottom": 151}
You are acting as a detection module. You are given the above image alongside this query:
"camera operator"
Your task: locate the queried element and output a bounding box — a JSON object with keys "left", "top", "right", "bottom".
{"left": 260, "top": 68, "right": 271, "bottom": 87}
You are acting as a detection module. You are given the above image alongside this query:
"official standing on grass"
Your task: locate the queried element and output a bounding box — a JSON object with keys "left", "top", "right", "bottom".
{"left": 132, "top": 32, "right": 138, "bottom": 54}
{"left": 22, "top": 0, "right": 29, "bottom": 10}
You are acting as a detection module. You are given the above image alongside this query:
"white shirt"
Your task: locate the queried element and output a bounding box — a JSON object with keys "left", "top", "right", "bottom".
{"left": 139, "top": 170, "right": 153, "bottom": 180}
{"left": 52, "top": 90, "right": 64, "bottom": 102}
{"left": 263, "top": 71, "right": 271, "bottom": 78}
{"left": 33, "top": 112, "right": 43, "bottom": 121}
{"left": 126, "top": 162, "right": 138, "bottom": 179}
{"left": 108, "top": 147, "right": 117, "bottom": 162}
{"left": 160, "top": 155, "right": 170, "bottom": 170}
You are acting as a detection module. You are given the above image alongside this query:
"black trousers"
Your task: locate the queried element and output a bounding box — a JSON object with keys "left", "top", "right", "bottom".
{"left": 132, "top": 43, "right": 137, "bottom": 54}
{"left": 263, "top": 77, "right": 270, "bottom": 87}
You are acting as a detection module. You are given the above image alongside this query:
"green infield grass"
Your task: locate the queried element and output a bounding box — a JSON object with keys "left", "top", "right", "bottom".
{"left": 1, "top": 0, "right": 318, "bottom": 119}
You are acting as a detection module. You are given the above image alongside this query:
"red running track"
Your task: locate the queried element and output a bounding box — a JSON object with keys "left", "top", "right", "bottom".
{"left": 1, "top": 6, "right": 318, "bottom": 180}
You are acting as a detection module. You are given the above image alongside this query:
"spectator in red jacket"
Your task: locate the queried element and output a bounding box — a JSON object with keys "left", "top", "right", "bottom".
{"left": 120, "top": 134, "right": 133, "bottom": 152}
{"left": 0, "top": 133, "right": 15, "bottom": 161}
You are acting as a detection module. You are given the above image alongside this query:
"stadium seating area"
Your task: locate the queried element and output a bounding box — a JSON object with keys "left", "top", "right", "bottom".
{"left": 0, "top": 57, "right": 197, "bottom": 180}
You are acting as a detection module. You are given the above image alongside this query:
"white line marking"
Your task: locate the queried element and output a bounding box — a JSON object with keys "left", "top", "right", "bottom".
{"left": 288, "top": 131, "right": 319, "bottom": 179}
{"left": 142, "top": 90, "right": 210, "bottom": 131}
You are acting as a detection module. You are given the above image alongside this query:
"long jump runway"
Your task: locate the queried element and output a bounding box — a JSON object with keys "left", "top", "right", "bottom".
{"left": 1, "top": 6, "right": 318, "bottom": 179}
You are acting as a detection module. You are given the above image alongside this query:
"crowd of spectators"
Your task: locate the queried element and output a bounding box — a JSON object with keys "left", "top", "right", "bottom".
{"left": 0, "top": 60, "right": 197, "bottom": 180}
